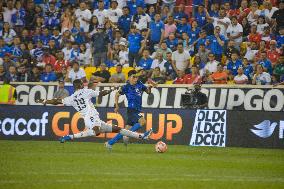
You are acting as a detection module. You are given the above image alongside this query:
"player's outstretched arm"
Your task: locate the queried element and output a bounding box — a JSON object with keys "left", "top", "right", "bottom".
{"left": 98, "top": 87, "right": 119, "bottom": 97}
{"left": 145, "top": 79, "right": 158, "bottom": 94}
{"left": 36, "top": 98, "right": 63, "bottom": 105}
{"left": 114, "top": 90, "right": 121, "bottom": 113}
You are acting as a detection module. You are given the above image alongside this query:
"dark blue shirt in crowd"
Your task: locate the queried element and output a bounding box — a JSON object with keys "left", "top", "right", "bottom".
{"left": 128, "top": 32, "right": 142, "bottom": 53}
{"left": 195, "top": 12, "right": 207, "bottom": 27}
{"left": 177, "top": 23, "right": 191, "bottom": 35}
{"left": 40, "top": 72, "right": 57, "bottom": 82}
{"left": 120, "top": 80, "right": 147, "bottom": 111}
{"left": 138, "top": 58, "right": 153, "bottom": 70}
{"left": 258, "top": 59, "right": 273, "bottom": 75}
{"left": 227, "top": 59, "right": 243, "bottom": 76}
{"left": 173, "top": 12, "right": 188, "bottom": 20}
{"left": 166, "top": 38, "right": 179, "bottom": 51}
{"left": 188, "top": 28, "right": 201, "bottom": 45}
{"left": 0, "top": 45, "right": 10, "bottom": 58}
{"left": 243, "top": 64, "right": 254, "bottom": 80}
{"left": 149, "top": 20, "right": 164, "bottom": 43}
{"left": 206, "top": 34, "right": 225, "bottom": 55}
{"left": 118, "top": 14, "right": 132, "bottom": 35}
{"left": 276, "top": 35, "right": 284, "bottom": 48}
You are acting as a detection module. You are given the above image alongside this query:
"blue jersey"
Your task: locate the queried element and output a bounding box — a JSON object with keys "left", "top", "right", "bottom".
{"left": 206, "top": 35, "right": 225, "bottom": 55}
{"left": 227, "top": 59, "right": 243, "bottom": 76}
{"left": 258, "top": 59, "right": 273, "bottom": 75}
{"left": 118, "top": 15, "right": 132, "bottom": 35}
{"left": 194, "top": 12, "right": 207, "bottom": 27}
{"left": 243, "top": 64, "right": 254, "bottom": 80}
{"left": 128, "top": 33, "right": 142, "bottom": 53}
{"left": 120, "top": 81, "right": 147, "bottom": 111}
{"left": 149, "top": 21, "right": 164, "bottom": 42}
{"left": 138, "top": 58, "right": 153, "bottom": 70}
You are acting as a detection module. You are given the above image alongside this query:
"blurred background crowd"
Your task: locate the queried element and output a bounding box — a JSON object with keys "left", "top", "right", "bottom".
{"left": 0, "top": 0, "right": 283, "bottom": 85}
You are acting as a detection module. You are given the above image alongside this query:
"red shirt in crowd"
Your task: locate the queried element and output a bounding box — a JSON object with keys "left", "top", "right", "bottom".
{"left": 183, "top": 74, "right": 202, "bottom": 84}
{"left": 42, "top": 54, "right": 56, "bottom": 66}
{"left": 53, "top": 60, "right": 70, "bottom": 72}
{"left": 248, "top": 33, "right": 262, "bottom": 45}
{"left": 267, "top": 49, "right": 281, "bottom": 65}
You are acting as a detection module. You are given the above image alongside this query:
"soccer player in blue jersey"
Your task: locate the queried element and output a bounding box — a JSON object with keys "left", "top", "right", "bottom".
{"left": 106, "top": 70, "right": 156, "bottom": 150}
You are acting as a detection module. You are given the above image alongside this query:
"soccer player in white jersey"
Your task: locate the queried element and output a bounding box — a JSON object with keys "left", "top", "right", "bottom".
{"left": 36, "top": 79, "right": 152, "bottom": 143}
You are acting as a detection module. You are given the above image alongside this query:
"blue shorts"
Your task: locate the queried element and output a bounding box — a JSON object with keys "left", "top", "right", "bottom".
{"left": 127, "top": 108, "right": 143, "bottom": 126}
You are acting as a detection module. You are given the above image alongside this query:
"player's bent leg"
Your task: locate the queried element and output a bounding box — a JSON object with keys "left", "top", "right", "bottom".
{"left": 59, "top": 129, "right": 96, "bottom": 143}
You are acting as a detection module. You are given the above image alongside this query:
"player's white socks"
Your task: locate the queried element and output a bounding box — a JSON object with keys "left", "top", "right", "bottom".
{"left": 119, "top": 129, "right": 143, "bottom": 139}
{"left": 70, "top": 129, "right": 95, "bottom": 139}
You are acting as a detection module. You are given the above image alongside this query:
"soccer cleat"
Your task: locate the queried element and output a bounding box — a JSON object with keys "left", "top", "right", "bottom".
{"left": 123, "top": 136, "right": 129, "bottom": 147}
{"left": 104, "top": 142, "right": 112, "bottom": 151}
{"left": 59, "top": 135, "right": 72, "bottom": 143}
{"left": 142, "top": 128, "right": 153, "bottom": 140}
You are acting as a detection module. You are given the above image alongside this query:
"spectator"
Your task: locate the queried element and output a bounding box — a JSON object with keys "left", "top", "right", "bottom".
{"left": 234, "top": 67, "right": 248, "bottom": 84}
{"left": 206, "top": 26, "right": 225, "bottom": 61}
{"left": 106, "top": 0, "right": 122, "bottom": 24}
{"left": 132, "top": 5, "right": 151, "bottom": 30}
{"left": 247, "top": 1, "right": 261, "bottom": 25}
{"left": 138, "top": 49, "right": 153, "bottom": 70}
{"left": 109, "top": 64, "right": 126, "bottom": 83}
{"left": 205, "top": 53, "right": 219, "bottom": 74}
{"left": 118, "top": 7, "right": 132, "bottom": 37}
{"left": 67, "top": 61, "right": 87, "bottom": 83}
{"left": 28, "top": 66, "right": 41, "bottom": 82}
{"left": 209, "top": 64, "right": 228, "bottom": 84}
{"left": 273, "top": 54, "right": 284, "bottom": 81}
{"left": 166, "top": 32, "right": 178, "bottom": 51}
{"left": 242, "top": 58, "right": 254, "bottom": 81}
{"left": 154, "top": 41, "right": 172, "bottom": 60}
{"left": 267, "top": 40, "right": 281, "bottom": 66}
{"left": 258, "top": 51, "right": 273, "bottom": 75}
{"left": 241, "top": 17, "right": 251, "bottom": 37}
{"left": 60, "top": 7, "right": 74, "bottom": 33}
{"left": 248, "top": 24, "right": 261, "bottom": 45}
{"left": 118, "top": 41, "right": 129, "bottom": 66}
{"left": 172, "top": 43, "right": 190, "bottom": 72}
{"left": 226, "top": 52, "right": 243, "bottom": 76}
{"left": 176, "top": 16, "right": 190, "bottom": 38}
{"left": 3, "top": 0, "right": 17, "bottom": 25}
{"left": 77, "top": 43, "right": 92, "bottom": 66}
{"left": 271, "top": 0, "right": 284, "bottom": 33}
{"left": 128, "top": 25, "right": 142, "bottom": 67}
{"left": 0, "top": 77, "right": 17, "bottom": 105}
{"left": 93, "top": 0, "right": 108, "bottom": 27}
{"left": 164, "top": 52, "right": 178, "bottom": 80}
{"left": 92, "top": 63, "right": 111, "bottom": 83}
{"left": 149, "top": 14, "right": 165, "bottom": 52}
{"left": 75, "top": 1, "right": 92, "bottom": 32}
{"left": 227, "top": 16, "right": 243, "bottom": 50}
{"left": 17, "top": 65, "right": 28, "bottom": 82}
{"left": 164, "top": 15, "right": 177, "bottom": 38}
{"left": 183, "top": 65, "right": 202, "bottom": 84}
{"left": 197, "top": 44, "right": 210, "bottom": 65}
{"left": 5, "top": 65, "right": 18, "bottom": 82}
{"left": 151, "top": 67, "right": 165, "bottom": 84}
{"left": 151, "top": 52, "right": 167, "bottom": 72}
{"left": 2, "top": 55, "right": 16, "bottom": 72}
{"left": 256, "top": 16, "right": 269, "bottom": 34}
{"left": 252, "top": 64, "right": 271, "bottom": 85}
{"left": 0, "top": 22, "right": 16, "bottom": 45}
{"left": 53, "top": 51, "right": 70, "bottom": 74}
{"left": 0, "top": 65, "right": 5, "bottom": 81}
{"left": 40, "top": 64, "right": 57, "bottom": 82}
{"left": 174, "top": 70, "right": 185, "bottom": 84}
{"left": 53, "top": 80, "right": 69, "bottom": 99}
{"left": 92, "top": 26, "right": 111, "bottom": 66}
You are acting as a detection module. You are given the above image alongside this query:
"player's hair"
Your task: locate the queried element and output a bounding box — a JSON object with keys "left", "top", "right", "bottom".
{"left": 128, "top": 70, "right": 137, "bottom": 77}
{"left": 73, "top": 79, "right": 83, "bottom": 89}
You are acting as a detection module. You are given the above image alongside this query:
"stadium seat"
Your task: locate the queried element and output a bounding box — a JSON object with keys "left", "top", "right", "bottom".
{"left": 122, "top": 67, "right": 135, "bottom": 80}
{"left": 84, "top": 67, "right": 97, "bottom": 80}
{"left": 108, "top": 67, "right": 117, "bottom": 76}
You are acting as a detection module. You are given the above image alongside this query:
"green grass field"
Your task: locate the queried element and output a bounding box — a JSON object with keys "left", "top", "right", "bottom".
{"left": 0, "top": 140, "right": 283, "bottom": 189}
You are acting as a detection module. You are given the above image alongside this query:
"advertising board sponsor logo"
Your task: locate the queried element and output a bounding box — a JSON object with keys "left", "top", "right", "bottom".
{"left": 0, "top": 112, "right": 48, "bottom": 136}
{"left": 251, "top": 120, "right": 284, "bottom": 139}
{"left": 190, "top": 110, "right": 226, "bottom": 147}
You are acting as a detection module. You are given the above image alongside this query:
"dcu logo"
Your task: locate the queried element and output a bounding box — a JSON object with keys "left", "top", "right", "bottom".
{"left": 251, "top": 120, "right": 284, "bottom": 139}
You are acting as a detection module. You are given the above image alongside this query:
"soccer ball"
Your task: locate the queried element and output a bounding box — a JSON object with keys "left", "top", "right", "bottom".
{"left": 155, "top": 141, "right": 167, "bottom": 153}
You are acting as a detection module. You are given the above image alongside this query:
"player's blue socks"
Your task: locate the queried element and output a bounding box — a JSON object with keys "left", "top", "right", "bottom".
{"left": 108, "top": 123, "right": 142, "bottom": 145}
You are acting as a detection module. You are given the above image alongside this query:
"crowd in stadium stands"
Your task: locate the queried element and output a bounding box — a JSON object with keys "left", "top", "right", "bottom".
{"left": 0, "top": 0, "right": 284, "bottom": 85}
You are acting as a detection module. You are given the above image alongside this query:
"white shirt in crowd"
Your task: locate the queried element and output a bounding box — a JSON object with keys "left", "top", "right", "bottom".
{"left": 133, "top": 14, "right": 151, "bottom": 30}
{"left": 62, "top": 47, "right": 73, "bottom": 61}
{"left": 145, "top": 0, "right": 158, "bottom": 4}
{"left": 263, "top": 7, "right": 278, "bottom": 19}
{"left": 234, "top": 74, "right": 248, "bottom": 84}
{"left": 172, "top": 50, "right": 190, "bottom": 71}
{"left": 68, "top": 68, "right": 87, "bottom": 82}
{"left": 151, "top": 59, "right": 167, "bottom": 72}
{"left": 78, "top": 49, "right": 92, "bottom": 65}
{"left": 106, "top": 8, "right": 123, "bottom": 23}
{"left": 93, "top": 9, "right": 108, "bottom": 27}
{"left": 205, "top": 60, "right": 219, "bottom": 73}
{"left": 257, "top": 23, "right": 269, "bottom": 34}
{"left": 3, "top": 7, "right": 17, "bottom": 25}
{"left": 227, "top": 23, "right": 243, "bottom": 43}
{"left": 247, "top": 10, "right": 261, "bottom": 24}
{"left": 244, "top": 47, "right": 258, "bottom": 61}
{"left": 116, "top": 0, "right": 127, "bottom": 9}
{"left": 254, "top": 72, "right": 271, "bottom": 85}
{"left": 75, "top": 8, "right": 92, "bottom": 32}
{"left": 213, "top": 17, "right": 231, "bottom": 38}
{"left": 119, "top": 50, "right": 129, "bottom": 65}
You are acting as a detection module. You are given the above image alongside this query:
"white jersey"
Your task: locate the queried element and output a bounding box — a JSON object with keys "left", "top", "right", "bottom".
{"left": 62, "top": 88, "right": 99, "bottom": 118}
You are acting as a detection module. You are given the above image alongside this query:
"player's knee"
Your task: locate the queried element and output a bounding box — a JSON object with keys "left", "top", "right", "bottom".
{"left": 139, "top": 118, "right": 146, "bottom": 126}
{"left": 93, "top": 126, "right": 101, "bottom": 135}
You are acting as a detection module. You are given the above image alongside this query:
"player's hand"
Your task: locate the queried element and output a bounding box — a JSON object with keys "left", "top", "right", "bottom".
{"left": 36, "top": 99, "right": 45, "bottom": 104}
{"left": 114, "top": 106, "right": 119, "bottom": 113}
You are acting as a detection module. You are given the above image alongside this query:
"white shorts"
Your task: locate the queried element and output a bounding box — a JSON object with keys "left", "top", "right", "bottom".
{"left": 84, "top": 114, "right": 112, "bottom": 133}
